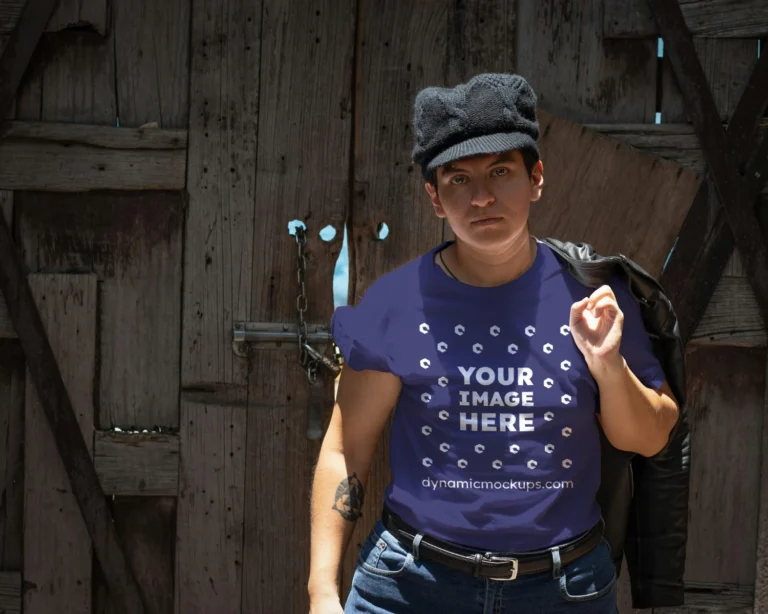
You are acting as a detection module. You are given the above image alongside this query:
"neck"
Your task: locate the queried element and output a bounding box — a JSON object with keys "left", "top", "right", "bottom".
{"left": 443, "top": 232, "right": 537, "bottom": 287}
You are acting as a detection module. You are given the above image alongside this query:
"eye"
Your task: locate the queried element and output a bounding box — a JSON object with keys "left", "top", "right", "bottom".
{"left": 493, "top": 167, "right": 509, "bottom": 177}
{"left": 450, "top": 175, "right": 468, "bottom": 185}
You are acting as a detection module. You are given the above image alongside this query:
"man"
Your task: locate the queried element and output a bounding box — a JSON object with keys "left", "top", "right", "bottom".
{"left": 308, "top": 73, "right": 684, "bottom": 613}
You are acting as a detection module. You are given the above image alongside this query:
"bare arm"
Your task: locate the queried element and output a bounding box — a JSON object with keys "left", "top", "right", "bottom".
{"left": 595, "top": 362, "right": 679, "bottom": 457}
{"left": 307, "top": 365, "right": 402, "bottom": 604}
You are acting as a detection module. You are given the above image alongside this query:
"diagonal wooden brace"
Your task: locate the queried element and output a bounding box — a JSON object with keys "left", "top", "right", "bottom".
{"left": 0, "top": 1, "right": 146, "bottom": 612}
{"left": 649, "top": 0, "right": 768, "bottom": 331}
{"left": 660, "top": 51, "right": 768, "bottom": 343}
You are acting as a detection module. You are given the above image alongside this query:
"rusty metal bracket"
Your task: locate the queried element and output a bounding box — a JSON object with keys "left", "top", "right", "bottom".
{"left": 231, "top": 321, "right": 333, "bottom": 357}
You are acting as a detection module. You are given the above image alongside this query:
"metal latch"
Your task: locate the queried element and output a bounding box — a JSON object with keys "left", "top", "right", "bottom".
{"left": 232, "top": 321, "right": 332, "bottom": 357}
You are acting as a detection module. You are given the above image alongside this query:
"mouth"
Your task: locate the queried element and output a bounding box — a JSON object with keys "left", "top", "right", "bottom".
{"left": 471, "top": 216, "right": 504, "bottom": 226}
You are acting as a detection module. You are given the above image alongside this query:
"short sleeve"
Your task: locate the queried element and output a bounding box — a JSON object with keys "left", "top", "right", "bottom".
{"left": 612, "top": 276, "right": 666, "bottom": 390}
{"left": 331, "top": 281, "right": 392, "bottom": 373}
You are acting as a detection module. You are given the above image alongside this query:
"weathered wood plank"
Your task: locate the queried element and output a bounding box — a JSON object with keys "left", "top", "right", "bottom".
{"left": 533, "top": 110, "right": 701, "bottom": 277}
{"left": 0, "top": 121, "right": 187, "bottom": 192}
{"left": 690, "top": 276, "right": 766, "bottom": 346}
{"left": 23, "top": 274, "right": 97, "bottom": 614}
{"left": 662, "top": 38, "right": 758, "bottom": 123}
{"left": 516, "top": 0, "right": 657, "bottom": 124}
{"left": 113, "top": 0, "right": 189, "bottom": 128}
{"left": 97, "top": 498, "right": 176, "bottom": 614}
{"left": 0, "top": 0, "right": 107, "bottom": 35}
{"left": 241, "top": 0, "right": 354, "bottom": 610}
{"left": 47, "top": 0, "right": 108, "bottom": 36}
{"left": 649, "top": 0, "right": 768, "bottom": 334}
{"left": 31, "top": 30, "right": 116, "bottom": 124}
{"left": 0, "top": 137, "right": 186, "bottom": 191}
{"left": 685, "top": 346, "right": 765, "bottom": 585}
{"left": 0, "top": 341, "right": 23, "bottom": 569}
{"left": 181, "top": 0, "right": 260, "bottom": 389}
{"left": 94, "top": 431, "right": 179, "bottom": 496}
{"left": 663, "top": 582, "right": 753, "bottom": 613}
{"left": 17, "top": 191, "right": 183, "bottom": 429}
{"left": 175, "top": 402, "right": 246, "bottom": 614}
{"left": 0, "top": 570, "right": 21, "bottom": 613}
{"left": 0, "top": 0, "right": 58, "bottom": 121}
{"left": 605, "top": 0, "right": 768, "bottom": 38}
{"left": 342, "top": 0, "right": 450, "bottom": 600}
{"left": 1, "top": 120, "right": 187, "bottom": 149}
{"left": 587, "top": 121, "right": 768, "bottom": 178}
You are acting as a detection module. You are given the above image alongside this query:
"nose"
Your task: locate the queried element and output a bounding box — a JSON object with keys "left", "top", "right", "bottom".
{"left": 471, "top": 184, "right": 495, "bottom": 208}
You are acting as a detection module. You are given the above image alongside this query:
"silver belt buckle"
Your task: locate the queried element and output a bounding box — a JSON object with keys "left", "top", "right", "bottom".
{"left": 488, "top": 557, "right": 518, "bottom": 581}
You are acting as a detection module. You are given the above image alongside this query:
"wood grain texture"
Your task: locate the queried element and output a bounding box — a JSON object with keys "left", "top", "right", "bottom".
{"left": 97, "top": 498, "right": 176, "bottom": 614}
{"left": 0, "top": 341, "right": 23, "bottom": 569}
{"left": 0, "top": 0, "right": 59, "bottom": 121}
{"left": 516, "top": 0, "right": 657, "bottom": 124}
{"left": 754, "top": 322, "right": 768, "bottom": 613}
{"left": 0, "top": 135, "right": 186, "bottom": 191}
{"left": 113, "top": 0, "right": 190, "bottom": 128}
{"left": 604, "top": 0, "right": 768, "bottom": 38}
{"left": 685, "top": 346, "right": 766, "bottom": 585}
{"left": 0, "top": 570, "right": 21, "bottom": 613}
{"left": 662, "top": 38, "right": 759, "bottom": 124}
{"left": 2, "top": 120, "right": 187, "bottom": 149}
{"left": 663, "top": 582, "right": 753, "bottom": 613}
{"left": 94, "top": 431, "right": 179, "bottom": 496}
{"left": 690, "top": 276, "right": 766, "bottom": 346}
{"left": 23, "top": 274, "right": 97, "bottom": 614}
{"left": 343, "top": 0, "right": 445, "bottom": 599}
{"left": 175, "top": 402, "right": 246, "bottom": 614}
{"left": 16, "top": 192, "right": 183, "bottom": 429}
{"left": 47, "top": 0, "right": 108, "bottom": 35}
{"left": 32, "top": 30, "right": 116, "bottom": 124}
{"left": 0, "top": 0, "right": 107, "bottom": 34}
{"left": 532, "top": 110, "right": 701, "bottom": 277}
{"left": 17, "top": 191, "right": 184, "bottom": 429}
{"left": 587, "top": 121, "right": 768, "bottom": 178}
{"left": 241, "top": 0, "right": 354, "bottom": 610}
{"left": 181, "top": 0, "right": 260, "bottom": 389}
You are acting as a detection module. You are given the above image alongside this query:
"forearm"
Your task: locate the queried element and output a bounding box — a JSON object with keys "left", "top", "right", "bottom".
{"left": 592, "top": 355, "right": 678, "bottom": 457}
{"left": 308, "top": 439, "right": 367, "bottom": 600}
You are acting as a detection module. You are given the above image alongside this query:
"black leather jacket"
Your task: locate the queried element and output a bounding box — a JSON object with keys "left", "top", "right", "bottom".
{"left": 543, "top": 238, "right": 690, "bottom": 609}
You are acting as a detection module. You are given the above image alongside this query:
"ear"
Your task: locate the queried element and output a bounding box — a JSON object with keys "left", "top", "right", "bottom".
{"left": 530, "top": 159, "right": 544, "bottom": 202}
{"left": 425, "top": 182, "right": 447, "bottom": 219}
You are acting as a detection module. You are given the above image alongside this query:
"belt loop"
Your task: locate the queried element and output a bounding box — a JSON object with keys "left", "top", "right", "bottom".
{"left": 550, "top": 546, "right": 562, "bottom": 579}
{"left": 412, "top": 533, "right": 424, "bottom": 560}
{"left": 472, "top": 553, "right": 482, "bottom": 578}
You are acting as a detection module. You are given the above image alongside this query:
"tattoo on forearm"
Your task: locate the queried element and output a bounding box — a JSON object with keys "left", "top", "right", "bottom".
{"left": 332, "top": 473, "right": 365, "bottom": 521}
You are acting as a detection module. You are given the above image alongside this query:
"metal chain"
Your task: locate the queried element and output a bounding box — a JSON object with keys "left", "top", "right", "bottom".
{"left": 294, "top": 226, "right": 318, "bottom": 383}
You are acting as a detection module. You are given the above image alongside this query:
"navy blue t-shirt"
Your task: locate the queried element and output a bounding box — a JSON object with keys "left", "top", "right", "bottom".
{"left": 331, "top": 240, "right": 665, "bottom": 552}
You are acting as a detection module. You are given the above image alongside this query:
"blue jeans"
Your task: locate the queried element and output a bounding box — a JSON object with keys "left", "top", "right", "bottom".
{"left": 344, "top": 520, "right": 618, "bottom": 613}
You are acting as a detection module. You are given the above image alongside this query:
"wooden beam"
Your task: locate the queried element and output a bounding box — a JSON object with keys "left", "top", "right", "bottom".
{"left": 0, "top": 570, "right": 21, "bottom": 613}
{"left": 604, "top": 0, "right": 768, "bottom": 38}
{"left": 648, "top": 1, "right": 768, "bottom": 337}
{"left": 94, "top": 431, "right": 179, "bottom": 497}
{"left": 0, "top": 0, "right": 59, "bottom": 121}
{"left": 0, "top": 0, "right": 108, "bottom": 36}
{"left": 587, "top": 121, "right": 768, "bottom": 177}
{"left": 0, "top": 121, "right": 187, "bottom": 191}
{"left": 0, "top": 211, "right": 145, "bottom": 612}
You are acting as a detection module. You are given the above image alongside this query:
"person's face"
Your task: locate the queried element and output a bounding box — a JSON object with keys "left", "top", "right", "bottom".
{"left": 425, "top": 150, "right": 544, "bottom": 250}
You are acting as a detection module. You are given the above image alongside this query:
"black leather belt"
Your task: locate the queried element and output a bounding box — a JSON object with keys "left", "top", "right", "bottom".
{"left": 381, "top": 505, "right": 603, "bottom": 581}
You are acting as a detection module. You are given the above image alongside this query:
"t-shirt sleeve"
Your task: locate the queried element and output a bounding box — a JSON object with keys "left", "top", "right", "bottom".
{"left": 331, "top": 280, "right": 393, "bottom": 373}
{"left": 612, "top": 276, "right": 667, "bottom": 390}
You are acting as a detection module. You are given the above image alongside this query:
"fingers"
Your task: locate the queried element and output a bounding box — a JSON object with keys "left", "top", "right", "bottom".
{"left": 586, "top": 285, "right": 615, "bottom": 310}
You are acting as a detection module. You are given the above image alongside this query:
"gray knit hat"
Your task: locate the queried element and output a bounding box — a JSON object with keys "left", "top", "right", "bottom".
{"left": 411, "top": 73, "right": 540, "bottom": 180}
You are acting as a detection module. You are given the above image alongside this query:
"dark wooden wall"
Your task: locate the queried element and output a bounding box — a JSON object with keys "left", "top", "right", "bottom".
{"left": 0, "top": 1, "right": 765, "bottom": 613}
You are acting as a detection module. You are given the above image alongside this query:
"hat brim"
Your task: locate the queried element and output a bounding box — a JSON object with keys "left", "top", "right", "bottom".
{"left": 425, "top": 132, "right": 539, "bottom": 177}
